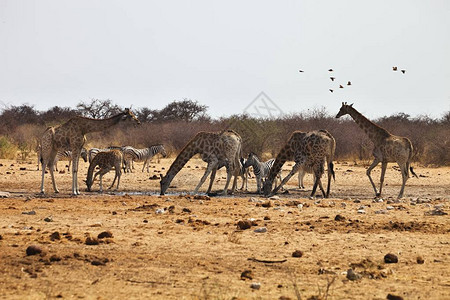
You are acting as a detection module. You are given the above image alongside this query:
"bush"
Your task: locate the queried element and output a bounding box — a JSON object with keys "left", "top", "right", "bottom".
{"left": 0, "top": 136, "right": 18, "bottom": 159}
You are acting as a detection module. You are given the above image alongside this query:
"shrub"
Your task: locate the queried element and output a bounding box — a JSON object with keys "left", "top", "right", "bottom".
{"left": 0, "top": 136, "right": 18, "bottom": 159}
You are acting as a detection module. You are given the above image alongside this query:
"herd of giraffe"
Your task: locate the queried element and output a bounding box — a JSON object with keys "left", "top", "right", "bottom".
{"left": 39, "top": 103, "right": 417, "bottom": 199}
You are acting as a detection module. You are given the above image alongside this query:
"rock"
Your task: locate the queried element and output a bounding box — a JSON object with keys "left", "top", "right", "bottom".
{"left": 49, "top": 255, "right": 62, "bottom": 262}
{"left": 386, "top": 206, "right": 395, "bottom": 210}
{"left": 237, "top": 220, "right": 252, "bottom": 230}
{"left": 264, "top": 216, "right": 270, "bottom": 220}
{"left": 357, "top": 209, "right": 366, "bottom": 214}
{"left": 375, "top": 209, "right": 388, "bottom": 214}
{"left": 341, "top": 202, "right": 347, "bottom": 208}
{"left": 155, "top": 208, "right": 165, "bottom": 214}
{"left": 346, "top": 268, "right": 361, "bottom": 281}
{"left": 22, "top": 210, "right": 36, "bottom": 215}
{"left": 26, "top": 245, "right": 43, "bottom": 256}
{"left": 292, "top": 250, "right": 303, "bottom": 258}
{"left": 240, "top": 270, "right": 253, "bottom": 280}
{"left": 254, "top": 227, "right": 267, "bottom": 233}
{"left": 50, "top": 232, "right": 61, "bottom": 241}
{"left": 250, "top": 282, "right": 261, "bottom": 290}
{"left": 334, "top": 214, "right": 345, "bottom": 221}
{"left": 297, "top": 204, "right": 303, "bottom": 210}
{"left": 182, "top": 208, "right": 191, "bottom": 213}
{"left": 384, "top": 253, "right": 398, "bottom": 264}
{"left": 416, "top": 256, "right": 425, "bottom": 264}
{"left": 269, "top": 196, "right": 280, "bottom": 200}
{"left": 249, "top": 197, "right": 262, "bottom": 203}
{"left": 85, "top": 237, "right": 100, "bottom": 245}
{"left": 44, "top": 216, "right": 53, "bottom": 222}
{"left": 97, "top": 231, "right": 113, "bottom": 239}
{"left": 262, "top": 201, "right": 272, "bottom": 208}
{"left": 0, "top": 234, "right": 2, "bottom": 240}
{"left": 425, "top": 209, "right": 447, "bottom": 216}
{"left": 91, "top": 260, "right": 106, "bottom": 266}
{"left": 386, "top": 294, "right": 404, "bottom": 300}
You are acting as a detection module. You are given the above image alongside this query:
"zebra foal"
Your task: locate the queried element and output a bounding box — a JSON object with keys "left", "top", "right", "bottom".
{"left": 244, "top": 152, "right": 282, "bottom": 194}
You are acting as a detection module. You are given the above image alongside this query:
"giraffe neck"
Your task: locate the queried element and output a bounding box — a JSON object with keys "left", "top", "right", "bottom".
{"left": 346, "top": 106, "right": 391, "bottom": 142}
{"left": 76, "top": 113, "right": 126, "bottom": 134}
{"left": 164, "top": 141, "right": 199, "bottom": 183}
{"left": 267, "top": 143, "right": 292, "bottom": 183}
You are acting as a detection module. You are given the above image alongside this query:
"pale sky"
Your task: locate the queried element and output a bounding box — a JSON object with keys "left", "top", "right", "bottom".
{"left": 1, "top": 0, "right": 449, "bottom": 119}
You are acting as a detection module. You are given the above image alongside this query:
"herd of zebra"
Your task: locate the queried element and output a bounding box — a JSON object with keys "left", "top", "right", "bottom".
{"left": 38, "top": 144, "right": 167, "bottom": 174}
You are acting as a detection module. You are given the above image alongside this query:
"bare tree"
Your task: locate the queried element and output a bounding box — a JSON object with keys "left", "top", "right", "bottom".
{"left": 76, "top": 99, "right": 122, "bottom": 119}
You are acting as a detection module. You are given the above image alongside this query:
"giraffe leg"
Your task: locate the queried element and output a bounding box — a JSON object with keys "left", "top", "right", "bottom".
{"left": 270, "top": 163, "right": 301, "bottom": 196}
{"left": 220, "top": 165, "right": 233, "bottom": 196}
{"left": 298, "top": 168, "right": 305, "bottom": 189}
{"left": 71, "top": 152, "right": 81, "bottom": 195}
{"left": 366, "top": 158, "right": 381, "bottom": 197}
{"left": 378, "top": 161, "right": 388, "bottom": 197}
{"left": 397, "top": 162, "right": 408, "bottom": 199}
{"left": 206, "top": 168, "right": 217, "bottom": 194}
{"left": 194, "top": 161, "right": 217, "bottom": 194}
{"left": 47, "top": 150, "right": 59, "bottom": 193}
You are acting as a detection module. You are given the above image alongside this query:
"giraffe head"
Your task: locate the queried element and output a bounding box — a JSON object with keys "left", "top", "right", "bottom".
{"left": 85, "top": 176, "right": 93, "bottom": 192}
{"left": 160, "top": 173, "right": 173, "bottom": 195}
{"left": 262, "top": 178, "right": 273, "bottom": 196}
{"left": 123, "top": 108, "right": 141, "bottom": 125}
{"left": 336, "top": 102, "right": 353, "bottom": 118}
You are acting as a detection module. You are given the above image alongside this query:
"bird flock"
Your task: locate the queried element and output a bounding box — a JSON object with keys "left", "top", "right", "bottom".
{"left": 298, "top": 66, "right": 406, "bottom": 93}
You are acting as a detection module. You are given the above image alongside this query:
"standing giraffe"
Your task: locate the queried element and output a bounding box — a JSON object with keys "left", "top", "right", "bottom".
{"left": 335, "top": 102, "right": 417, "bottom": 199}
{"left": 160, "top": 130, "right": 242, "bottom": 196}
{"left": 39, "top": 108, "right": 140, "bottom": 195}
{"left": 263, "top": 130, "right": 336, "bottom": 198}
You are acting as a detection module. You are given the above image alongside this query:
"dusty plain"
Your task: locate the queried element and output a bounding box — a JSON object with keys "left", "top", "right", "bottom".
{"left": 0, "top": 157, "right": 449, "bottom": 299}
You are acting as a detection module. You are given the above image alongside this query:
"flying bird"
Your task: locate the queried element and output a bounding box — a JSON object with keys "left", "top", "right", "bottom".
{"left": 347, "top": 81, "right": 352, "bottom": 86}
{"left": 329, "top": 89, "right": 334, "bottom": 93}
{"left": 339, "top": 85, "right": 344, "bottom": 89}
{"left": 299, "top": 69, "right": 304, "bottom": 73}
{"left": 328, "top": 69, "right": 333, "bottom": 72}
{"left": 330, "top": 77, "right": 335, "bottom": 81}
{"left": 401, "top": 69, "right": 406, "bottom": 74}
{"left": 393, "top": 67, "right": 398, "bottom": 71}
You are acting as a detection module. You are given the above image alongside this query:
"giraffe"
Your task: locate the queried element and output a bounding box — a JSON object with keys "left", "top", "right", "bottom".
{"left": 85, "top": 150, "right": 123, "bottom": 192}
{"left": 335, "top": 102, "right": 417, "bottom": 199}
{"left": 262, "top": 130, "right": 336, "bottom": 198}
{"left": 39, "top": 108, "right": 140, "bottom": 195}
{"left": 160, "top": 130, "right": 242, "bottom": 196}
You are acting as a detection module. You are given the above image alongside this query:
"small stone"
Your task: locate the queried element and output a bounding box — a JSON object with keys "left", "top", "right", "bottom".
{"left": 254, "top": 227, "right": 267, "bottom": 233}
{"left": 262, "top": 201, "right": 272, "bottom": 208}
{"left": 346, "top": 269, "right": 361, "bottom": 281}
{"left": 387, "top": 294, "right": 404, "bottom": 300}
{"left": 22, "top": 210, "right": 36, "bottom": 215}
{"left": 250, "top": 282, "right": 261, "bottom": 290}
{"left": 353, "top": 199, "right": 361, "bottom": 203}
{"left": 341, "top": 202, "right": 347, "bottom": 208}
{"left": 264, "top": 216, "right": 271, "bottom": 220}
{"left": 26, "top": 245, "right": 43, "bottom": 256}
{"left": 269, "top": 196, "right": 280, "bottom": 200}
{"left": 85, "top": 237, "right": 100, "bottom": 245}
{"left": 49, "top": 255, "right": 62, "bottom": 262}
{"left": 334, "top": 214, "right": 345, "bottom": 221}
{"left": 155, "top": 208, "right": 165, "bottom": 214}
{"left": 50, "top": 232, "right": 61, "bottom": 241}
{"left": 240, "top": 270, "right": 253, "bottom": 280}
{"left": 386, "top": 206, "right": 395, "bottom": 210}
{"left": 384, "top": 253, "right": 398, "bottom": 264}
{"left": 297, "top": 204, "right": 303, "bottom": 210}
{"left": 416, "top": 256, "right": 425, "bottom": 264}
{"left": 357, "top": 209, "right": 366, "bottom": 214}
{"left": 44, "top": 216, "right": 53, "bottom": 222}
{"left": 237, "top": 220, "right": 252, "bottom": 230}
{"left": 91, "top": 260, "right": 106, "bottom": 266}
{"left": 182, "top": 208, "right": 191, "bottom": 213}
{"left": 375, "top": 209, "right": 388, "bottom": 214}
{"left": 97, "top": 231, "right": 113, "bottom": 239}
{"left": 292, "top": 250, "right": 303, "bottom": 258}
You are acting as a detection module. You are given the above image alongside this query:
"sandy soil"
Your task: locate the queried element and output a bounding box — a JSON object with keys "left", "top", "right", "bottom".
{"left": 0, "top": 157, "right": 449, "bottom": 299}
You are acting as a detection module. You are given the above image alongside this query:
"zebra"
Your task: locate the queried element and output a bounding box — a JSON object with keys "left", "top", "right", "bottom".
{"left": 244, "top": 152, "right": 282, "bottom": 194}
{"left": 122, "top": 144, "right": 167, "bottom": 173}
{"left": 37, "top": 146, "right": 87, "bottom": 171}
{"left": 216, "top": 157, "right": 250, "bottom": 192}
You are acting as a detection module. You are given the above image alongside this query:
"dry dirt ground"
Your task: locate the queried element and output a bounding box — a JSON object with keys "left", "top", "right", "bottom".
{"left": 0, "top": 157, "right": 449, "bottom": 299}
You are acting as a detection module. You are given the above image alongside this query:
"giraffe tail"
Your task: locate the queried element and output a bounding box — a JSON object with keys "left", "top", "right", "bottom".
{"left": 410, "top": 166, "right": 418, "bottom": 178}
{"left": 329, "top": 162, "right": 335, "bottom": 181}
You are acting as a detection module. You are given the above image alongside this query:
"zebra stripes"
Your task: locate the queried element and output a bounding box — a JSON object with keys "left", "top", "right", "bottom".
{"left": 88, "top": 146, "right": 124, "bottom": 164}
{"left": 244, "top": 152, "right": 282, "bottom": 193}
{"left": 122, "top": 144, "right": 167, "bottom": 173}
{"left": 54, "top": 148, "right": 88, "bottom": 171}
